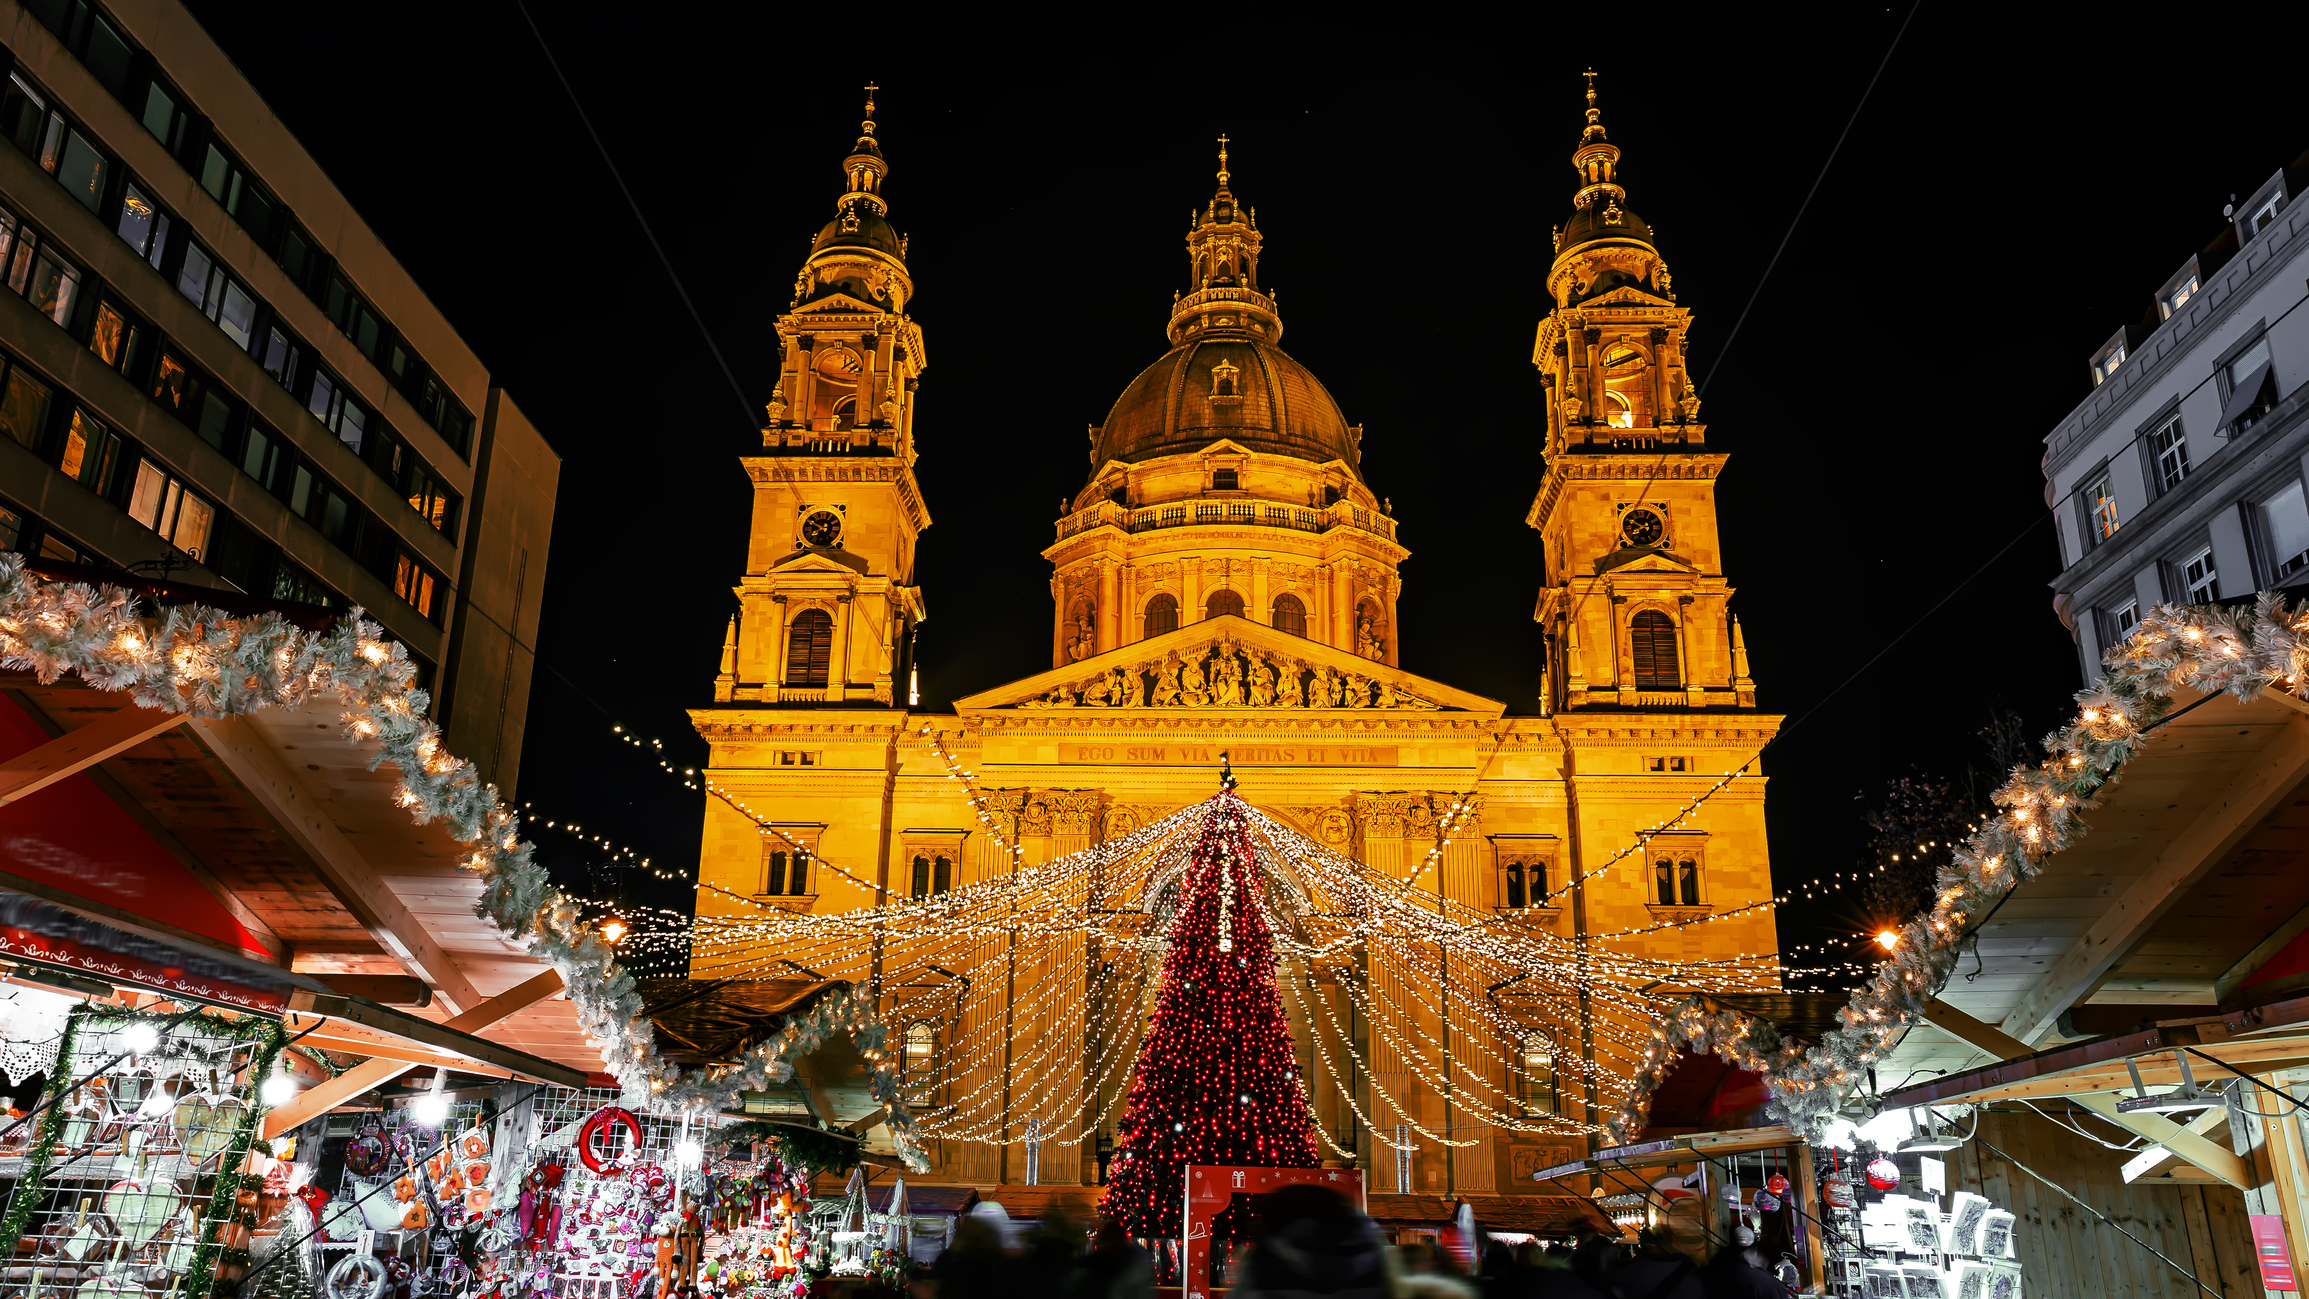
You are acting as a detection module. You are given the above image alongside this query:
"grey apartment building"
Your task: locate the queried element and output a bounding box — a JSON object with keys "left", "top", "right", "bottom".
{"left": 2045, "top": 152, "right": 2309, "bottom": 683}
{"left": 0, "top": 0, "right": 556, "bottom": 789}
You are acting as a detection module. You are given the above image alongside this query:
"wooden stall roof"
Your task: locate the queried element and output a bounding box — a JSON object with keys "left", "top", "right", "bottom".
{"left": 0, "top": 670, "right": 607, "bottom": 1075}
{"left": 1870, "top": 686, "right": 2309, "bottom": 1089}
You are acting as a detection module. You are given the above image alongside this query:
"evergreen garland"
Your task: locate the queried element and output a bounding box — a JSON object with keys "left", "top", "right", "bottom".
{"left": 0, "top": 553, "right": 928, "bottom": 1169}
{"left": 0, "top": 1003, "right": 87, "bottom": 1251}
{"left": 709, "top": 1120, "right": 859, "bottom": 1178}
{"left": 181, "top": 1019, "right": 288, "bottom": 1299}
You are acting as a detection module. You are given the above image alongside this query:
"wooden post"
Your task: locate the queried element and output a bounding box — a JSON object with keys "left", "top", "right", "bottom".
{"left": 1791, "top": 1141, "right": 1825, "bottom": 1293}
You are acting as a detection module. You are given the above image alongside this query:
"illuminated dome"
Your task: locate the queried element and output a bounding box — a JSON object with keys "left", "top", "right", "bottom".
{"left": 1094, "top": 337, "right": 1359, "bottom": 470}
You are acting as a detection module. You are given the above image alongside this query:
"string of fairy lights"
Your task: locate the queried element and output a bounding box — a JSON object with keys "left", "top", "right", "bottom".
{"left": 555, "top": 707, "right": 1916, "bottom": 1146}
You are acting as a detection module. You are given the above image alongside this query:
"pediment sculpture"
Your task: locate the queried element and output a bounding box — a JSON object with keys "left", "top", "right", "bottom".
{"left": 1018, "top": 633, "right": 1440, "bottom": 711}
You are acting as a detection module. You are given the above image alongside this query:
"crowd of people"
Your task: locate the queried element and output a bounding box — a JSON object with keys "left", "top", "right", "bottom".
{"left": 905, "top": 1185, "right": 1799, "bottom": 1299}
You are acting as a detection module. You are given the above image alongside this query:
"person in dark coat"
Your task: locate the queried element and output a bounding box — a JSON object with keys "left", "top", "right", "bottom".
{"left": 1610, "top": 1227, "right": 1701, "bottom": 1299}
{"left": 929, "top": 1214, "right": 1013, "bottom": 1299}
{"left": 1228, "top": 1183, "right": 1388, "bottom": 1299}
{"left": 1068, "top": 1218, "right": 1154, "bottom": 1299}
{"left": 1700, "top": 1227, "right": 1784, "bottom": 1299}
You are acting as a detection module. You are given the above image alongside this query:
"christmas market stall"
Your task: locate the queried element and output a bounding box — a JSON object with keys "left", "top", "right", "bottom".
{"left": 1609, "top": 600, "right": 2309, "bottom": 1298}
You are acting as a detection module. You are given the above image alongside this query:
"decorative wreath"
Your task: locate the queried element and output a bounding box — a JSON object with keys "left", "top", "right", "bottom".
{"left": 577, "top": 1107, "right": 642, "bottom": 1175}
{"left": 325, "top": 1254, "right": 389, "bottom": 1299}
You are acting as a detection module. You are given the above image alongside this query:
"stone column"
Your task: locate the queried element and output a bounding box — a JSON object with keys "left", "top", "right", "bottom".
{"left": 771, "top": 595, "right": 790, "bottom": 697}
{"left": 832, "top": 594, "right": 854, "bottom": 697}
{"left": 1251, "top": 558, "right": 1270, "bottom": 625}
{"left": 1097, "top": 561, "right": 1120, "bottom": 653}
{"left": 1332, "top": 564, "right": 1354, "bottom": 650}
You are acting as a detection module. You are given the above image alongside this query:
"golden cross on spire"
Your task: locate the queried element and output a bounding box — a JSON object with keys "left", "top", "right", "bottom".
{"left": 1217, "top": 133, "right": 1231, "bottom": 186}
{"left": 864, "top": 82, "right": 878, "bottom": 114}
{"left": 1583, "top": 68, "right": 1596, "bottom": 105}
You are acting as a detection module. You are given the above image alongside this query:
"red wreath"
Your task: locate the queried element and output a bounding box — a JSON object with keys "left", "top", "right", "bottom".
{"left": 579, "top": 1106, "right": 644, "bottom": 1175}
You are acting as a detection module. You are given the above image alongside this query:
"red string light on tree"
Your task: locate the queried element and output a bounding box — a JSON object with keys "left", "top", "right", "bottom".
{"left": 1097, "top": 783, "right": 1320, "bottom": 1238}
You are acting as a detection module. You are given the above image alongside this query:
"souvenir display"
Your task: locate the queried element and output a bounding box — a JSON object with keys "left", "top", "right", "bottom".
{"left": 0, "top": 1007, "right": 288, "bottom": 1299}
{"left": 1819, "top": 1145, "right": 2027, "bottom": 1299}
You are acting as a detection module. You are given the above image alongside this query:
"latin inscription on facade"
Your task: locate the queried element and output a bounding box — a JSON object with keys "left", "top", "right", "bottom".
{"left": 1058, "top": 744, "right": 1398, "bottom": 766}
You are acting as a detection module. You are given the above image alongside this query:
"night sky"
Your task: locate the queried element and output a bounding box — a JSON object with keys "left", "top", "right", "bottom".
{"left": 182, "top": 4, "right": 2309, "bottom": 971}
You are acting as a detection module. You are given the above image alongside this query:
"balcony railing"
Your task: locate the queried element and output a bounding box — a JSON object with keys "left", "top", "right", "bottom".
{"left": 1054, "top": 498, "right": 1397, "bottom": 544}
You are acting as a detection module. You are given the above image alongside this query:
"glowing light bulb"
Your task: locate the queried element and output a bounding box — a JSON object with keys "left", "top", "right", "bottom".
{"left": 602, "top": 919, "right": 629, "bottom": 944}
{"left": 411, "top": 1067, "right": 451, "bottom": 1126}
{"left": 122, "top": 1021, "right": 160, "bottom": 1054}
{"left": 674, "top": 1138, "right": 703, "bottom": 1169}
{"left": 1875, "top": 930, "right": 1900, "bottom": 952}
{"left": 261, "top": 1067, "right": 296, "bottom": 1106}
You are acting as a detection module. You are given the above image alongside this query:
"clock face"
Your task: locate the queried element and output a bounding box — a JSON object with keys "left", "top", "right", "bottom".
{"left": 801, "top": 510, "right": 843, "bottom": 548}
{"left": 1620, "top": 507, "right": 1666, "bottom": 549}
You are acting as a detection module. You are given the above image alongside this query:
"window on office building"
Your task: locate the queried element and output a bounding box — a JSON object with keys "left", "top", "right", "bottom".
{"left": 2181, "top": 547, "right": 2217, "bottom": 604}
{"left": 126, "top": 458, "right": 213, "bottom": 562}
{"left": 2151, "top": 418, "right": 2189, "bottom": 492}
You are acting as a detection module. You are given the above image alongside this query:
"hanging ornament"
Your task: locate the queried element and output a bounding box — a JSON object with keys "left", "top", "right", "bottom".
{"left": 1766, "top": 1173, "right": 1789, "bottom": 1196}
{"left": 579, "top": 1107, "right": 643, "bottom": 1175}
{"left": 1753, "top": 1189, "right": 1781, "bottom": 1213}
{"left": 1824, "top": 1177, "right": 1855, "bottom": 1210}
{"left": 1864, "top": 1157, "right": 1899, "bottom": 1191}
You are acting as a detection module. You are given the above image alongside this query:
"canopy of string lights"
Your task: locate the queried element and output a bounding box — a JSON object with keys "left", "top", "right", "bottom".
{"left": 625, "top": 777, "right": 1782, "bottom": 1154}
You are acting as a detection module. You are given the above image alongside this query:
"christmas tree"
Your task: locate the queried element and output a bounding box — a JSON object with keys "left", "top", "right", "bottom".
{"left": 1098, "top": 788, "right": 1319, "bottom": 1236}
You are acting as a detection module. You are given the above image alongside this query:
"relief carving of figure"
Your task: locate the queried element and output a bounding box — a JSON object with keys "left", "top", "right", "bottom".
{"left": 1180, "top": 651, "right": 1210, "bottom": 707}
{"left": 1247, "top": 653, "right": 1276, "bottom": 707}
{"left": 1356, "top": 609, "right": 1386, "bottom": 660}
{"left": 1341, "top": 672, "right": 1368, "bottom": 708}
{"left": 1316, "top": 808, "right": 1353, "bottom": 846}
{"left": 1375, "top": 676, "right": 1398, "bottom": 708}
{"left": 1213, "top": 647, "right": 1244, "bottom": 707}
{"left": 1310, "top": 664, "right": 1339, "bottom": 708}
{"left": 1067, "top": 608, "right": 1097, "bottom": 661}
{"left": 1280, "top": 661, "right": 1306, "bottom": 707}
{"left": 1042, "top": 684, "right": 1076, "bottom": 707}
{"left": 1129, "top": 663, "right": 1150, "bottom": 707}
{"left": 1153, "top": 652, "right": 1184, "bottom": 707}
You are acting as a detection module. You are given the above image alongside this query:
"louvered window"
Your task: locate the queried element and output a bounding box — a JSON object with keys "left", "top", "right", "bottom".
{"left": 1144, "top": 593, "right": 1178, "bottom": 639}
{"left": 1630, "top": 610, "right": 1680, "bottom": 690}
{"left": 1272, "top": 593, "right": 1307, "bottom": 637}
{"left": 1206, "top": 589, "right": 1245, "bottom": 619}
{"left": 786, "top": 609, "right": 833, "bottom": 685}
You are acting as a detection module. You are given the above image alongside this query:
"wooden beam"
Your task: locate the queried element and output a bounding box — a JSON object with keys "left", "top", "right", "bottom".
{"left": 263, "top": 969, "right": 568, "bottom": 1138}
{"left": 2000, "top": 713, "right": 2309, "bottom": 1044}
{"left": 2217, "top": 898, "right": 2309, "bottom": 1003}
{"left": 1918, "top": 997, "right": 2251, "bottom": 1190}
{"left": 0, "top": 705, "right": 179, "bottom": 805}
{"left": 188, "top": 715, "right": 484, "bottom": 1015}
{"left": 2072, "top": 1093, "right": 2252, "bottom": 1191}
{"left": 1923, "top": 999, "right": 2033, "bottom": 1059}
{"left": 2122, "top": 1107, "right": 2230, "bottom": 1183}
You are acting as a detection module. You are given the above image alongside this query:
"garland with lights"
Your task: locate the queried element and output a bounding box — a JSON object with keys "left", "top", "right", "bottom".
{"left": 1098, "top": 789, "right": 1318, "bottom": 1236}
{"left": 0, "top": 1002, "right": 85, "bottom": 1252}
{"left": 1612, "top": 596, "right": 2309, "bottom": 1143}
{"left": 0, "top": 553, "right": 928, "bottom": 1168}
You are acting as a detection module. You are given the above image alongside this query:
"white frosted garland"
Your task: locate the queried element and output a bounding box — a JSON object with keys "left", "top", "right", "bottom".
{"left": 0, "top": 554, "right": 928, "bottom": 1168}
{"left": 1611, "top": 596, "right": 2294, "bottom": 1143}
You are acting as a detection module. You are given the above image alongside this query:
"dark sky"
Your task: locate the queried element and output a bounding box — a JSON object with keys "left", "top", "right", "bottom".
{"left": 182, "top": 4, "right": 2308, "bottom": 970}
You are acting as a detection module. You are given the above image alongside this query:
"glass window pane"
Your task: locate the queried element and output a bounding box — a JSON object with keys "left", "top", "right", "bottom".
{"left": 288, "top": 465, "right": 311, "bottom": 516}
{"left": 83, "top": 18, "right": 134, "bottom": 98}
{"left": 2266, "top": 483, "right": 2309, "bottom": 565}
{"left": 337, "top": 398, "right": 366, "bottom": 454}
{"left": 0, "top": 209, "right": 16, "bottom": 272}
{"left": 90, "top": 303, "right": 126, "bottom": 367}
{"left": 196, "top": 392, "right": 231, "bottom": 450}
{"left": 173, "top": 494, "right": 212, "bottom": 560}
{"left": 307, "top": 370, "right": 335, "bottom": 424}
{"left": 116, "top": 183, "right": 157, "bottom": 255}
{"left": 127, "top": 459, "right": 167, "bottom": 526}
{"left": 7, "top": 228, "right": 33, "bottom": 295}
{"left": 38, "top": 114, "right": 61, "bottom": 174}
{"left": 0, "top": 503, "right": 18, "bottom": 552}
{"left": 4, "top": 75, "right": 47, "bottom": 156}
{"left": 28, "top": 250, "right": 78, "bottom": 326}
{"left": 261, "top": 328, "right": 298, "bottom": 387}
{"left": 177, "top": 241, "right": 213, "bottom": 310}
{"left": 152, "top": 352, "right": 194, "bottom": 415}
{"left": 2231, "top": 339, "right": 2273, "bottom": 387}
{"left": 354, "top": 308, "right": 381, "bottom": 360}
{"left": 0, "top": 366, "right": 51, "bottom": 449}
{"left": 199, "top": 145, "right": 229, "bottom": 201}
{"left": 240, "top": 424, "right": 270, "bottom": 480}
{"left": 140, "top": 84, "right": 177, "bottom": 145}
{"left": 216, "top": 280, "right": 256, "bottom": 349}
{"left": 55, "top": 129, "right": 104, "bottom": 213}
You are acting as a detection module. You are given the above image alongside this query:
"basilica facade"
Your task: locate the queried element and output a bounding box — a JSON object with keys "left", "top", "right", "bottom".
{"left": 689, "top": 85, "right": 1780, "bottom": 1198}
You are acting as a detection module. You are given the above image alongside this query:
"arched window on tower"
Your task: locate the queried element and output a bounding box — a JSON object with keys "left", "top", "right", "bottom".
{"left": 902, "top": 1021, "right": 938, "bottom": 1104}
{"left": 832, "top": 397, "right": 857, "bottom": 431}
{"left": 1206, "top": 589, "right": 1245, "bottom": 620}
{"left": 1143, "top": 593, "right": 1179, "bottom": 639}
{"left": 1517, "top": 1031, "right": 1559, "bottom": 1116}
{"left": 1271, "top": 593, "right": 1307, "bottom": 637}
{"left": 786, "top": 608, "right": 834, "bottom": 686}
{"left": 1600, "top": 341, "right": 1651, "bottom": 427}
{"left": 1630, "top": 610, "right": 1679, "bottom": 690}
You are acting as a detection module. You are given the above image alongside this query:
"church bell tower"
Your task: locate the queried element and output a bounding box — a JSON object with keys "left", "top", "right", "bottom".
{"left": 714, "top": 87, "right": 929, "bottom": 707}
{"left": 1529, "top": 76, "right": 1757, "bottom": 713}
